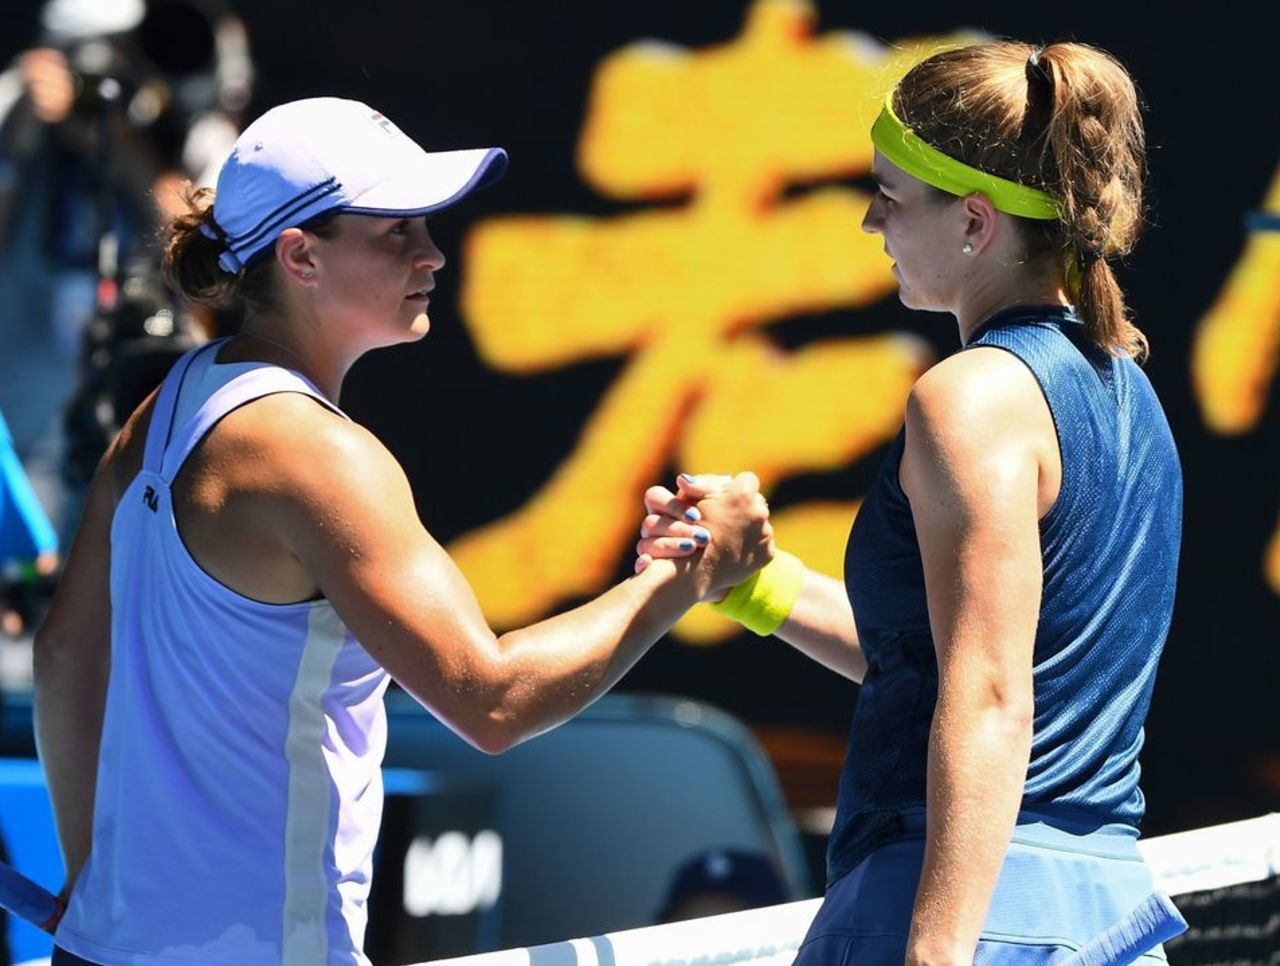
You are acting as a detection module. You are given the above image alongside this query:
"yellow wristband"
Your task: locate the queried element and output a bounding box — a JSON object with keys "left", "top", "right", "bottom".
{"left": 711, "top": 551, "right": 805, "bottom": 636}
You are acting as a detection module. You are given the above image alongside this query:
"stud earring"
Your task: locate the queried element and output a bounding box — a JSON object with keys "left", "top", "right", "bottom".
{"left": 962, "top": 242, "right": 974, "bottom": 254}
{"left": 300, "top": 270, "right": 315, "bottom": 279}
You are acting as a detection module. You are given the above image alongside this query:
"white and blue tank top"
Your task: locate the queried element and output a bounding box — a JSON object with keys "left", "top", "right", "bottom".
{"left": 57, "top": 341, "right": 391, "bottom": 965}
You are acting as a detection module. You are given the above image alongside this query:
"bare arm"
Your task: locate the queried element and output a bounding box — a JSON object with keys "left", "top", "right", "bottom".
{"left": 32, "top": 452, "right": 117, "bottom": 889}
{"left": 774, "top": 570, "right": 866, "bottom": 681}
{"left": 259, "top": 401, "right": 773, "bottom": 754}
{"left": 897, "top": 350, "right": 1052, "bottom": 964}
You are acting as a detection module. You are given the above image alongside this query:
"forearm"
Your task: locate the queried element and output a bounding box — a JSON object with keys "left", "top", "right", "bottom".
{"left": 33, "top": 629, "right": 109, "bottom": 889}
{"left": 484, "top": 560, "right": 699, "bottom": 748}
{"left": 774, "top": 569, "right": 866, "bottom": 682}
{"left": 908, "top": 687, "right": 1032, "bottom": 964}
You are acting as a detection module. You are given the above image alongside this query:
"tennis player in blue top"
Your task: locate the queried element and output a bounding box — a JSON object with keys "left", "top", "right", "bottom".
{"left": 638, "top": 40, "right": 1184, "bottom": 964}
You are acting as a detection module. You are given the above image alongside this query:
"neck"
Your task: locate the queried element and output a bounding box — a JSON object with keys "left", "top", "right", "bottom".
{"left": 230, "top": 315, "right": 354, "bottom": 401}
{"left": 954, "top": 271, "right": 1069, "bottom": 345}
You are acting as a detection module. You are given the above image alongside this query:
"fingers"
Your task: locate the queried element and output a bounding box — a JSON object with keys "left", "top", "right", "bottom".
{"left": 648, "top": 472, "right": 756, "bottom": 519}
{"left": 675, "top": 471, "right": 760, "bottom": 509}
{"left": 636, "top": 534, "right": 704, "bottom": 559}
{"left": 673, "top": 472, "right": 735, "bottom": 502}
{"left": 637, "top": 472, "right": 767, "bottom": 584}
{"left": 40, "top": 894, "right": 68, "bottom": 935}
{"left": 636, "top": 485, "right": 713, "bottom": 573}
{"left": 640, "top": 514, "right": 710, "bottom": 543}
{"left": 636, "top": 516, "right": 709, "bottom": 561}
{"left": 644, "top": 484, "right": 702, "bottom": 523}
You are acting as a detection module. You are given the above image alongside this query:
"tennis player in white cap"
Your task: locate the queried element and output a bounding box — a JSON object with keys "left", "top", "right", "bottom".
{"left": 32, "top": 97, "right": 773, "bottom": 965}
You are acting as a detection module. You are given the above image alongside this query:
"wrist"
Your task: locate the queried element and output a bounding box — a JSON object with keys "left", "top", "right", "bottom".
{"left": 711, "top": 550, "right": 804, "bottom": 635}
{"left": 906, "top": 925, "right": 979, "bottom": 966}
{"left": 632, "top": 557, "right": 701, "bottom": 607}
{"left": 905, "top": 941, "right": 975, "bottom": 966}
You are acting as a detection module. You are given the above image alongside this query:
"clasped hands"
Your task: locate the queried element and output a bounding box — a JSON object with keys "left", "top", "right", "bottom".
{"left": 634, "top": 472, "right": 774, "bottom": 601}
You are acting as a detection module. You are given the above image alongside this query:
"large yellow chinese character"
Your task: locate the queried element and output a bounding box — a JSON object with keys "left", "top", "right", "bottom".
{"left": 452, "top": 0, "right": 972, "bottom": 640}
{"left": 1192, "top": 167, "right": 1280, "bottom": 592}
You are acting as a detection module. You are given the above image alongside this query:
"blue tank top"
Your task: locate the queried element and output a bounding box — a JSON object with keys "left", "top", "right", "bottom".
{"left": 827, "top": 305, "right": 1182, "bottom": 885}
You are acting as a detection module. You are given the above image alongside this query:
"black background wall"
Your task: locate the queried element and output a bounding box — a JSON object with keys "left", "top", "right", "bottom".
{"left": 4, "top": 0, "right": 1278, "bottom": 836}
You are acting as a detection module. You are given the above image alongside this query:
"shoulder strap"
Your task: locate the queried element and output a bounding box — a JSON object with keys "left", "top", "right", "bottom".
{"left": 141, "top": 342, "right": 219, "bottom": 476}
{"left": 158, "top": 365, "right": 347, "bottom": 484}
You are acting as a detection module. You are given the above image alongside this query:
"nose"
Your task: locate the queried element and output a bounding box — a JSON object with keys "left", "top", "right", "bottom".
{"left": 861, "top": 194, "right": 884, "bottom": 234}
{"left": 416, "top": 226, "right": 446, "bottom": 272}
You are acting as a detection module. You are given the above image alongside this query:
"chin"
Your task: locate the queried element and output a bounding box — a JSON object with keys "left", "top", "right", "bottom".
{"left": 895, "top": 285, "right": 946, "bottom": 314}
{"left": 896, "top": 287, "right": 922, "bottom": 310}
{"left": 386, "top": 312, "right": 431, "bottom": 343}
{"left": 361, "top": 315, "right": 431, "bottom": 353}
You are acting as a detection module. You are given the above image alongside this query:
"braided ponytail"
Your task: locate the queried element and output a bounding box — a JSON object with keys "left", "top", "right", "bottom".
{"left": 1037, "top": 43, "right": 1147, "bottom": 358}
{"left": 893, "top": 41, "right": 1149, "bottom": 358}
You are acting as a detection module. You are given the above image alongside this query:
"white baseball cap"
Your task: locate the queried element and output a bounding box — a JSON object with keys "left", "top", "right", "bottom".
{"left": 203, "top": 97, "right": 507, "bottom": 273}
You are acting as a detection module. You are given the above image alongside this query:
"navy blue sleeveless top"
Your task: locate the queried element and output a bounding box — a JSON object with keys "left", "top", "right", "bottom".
{"left": 827, "top": 305, "right": 1182, "bottom": 885}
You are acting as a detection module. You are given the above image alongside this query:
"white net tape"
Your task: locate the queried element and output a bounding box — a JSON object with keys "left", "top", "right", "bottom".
{"left": 420, "top": 813, "right": 1280, "bottom": 966}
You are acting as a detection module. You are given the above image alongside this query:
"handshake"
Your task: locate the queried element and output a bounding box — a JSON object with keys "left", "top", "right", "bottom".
{"left": 633, "top": 472, "right": 804, "bottom": 634}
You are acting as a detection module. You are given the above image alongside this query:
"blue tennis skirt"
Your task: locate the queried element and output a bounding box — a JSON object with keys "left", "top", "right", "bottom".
{"left": 795, "top": 809, "right": 1182, "bottom": 965}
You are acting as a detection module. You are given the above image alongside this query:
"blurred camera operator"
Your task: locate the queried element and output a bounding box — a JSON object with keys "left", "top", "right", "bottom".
{"left": 0, "top": 0, "right": 250, "bottom": 549}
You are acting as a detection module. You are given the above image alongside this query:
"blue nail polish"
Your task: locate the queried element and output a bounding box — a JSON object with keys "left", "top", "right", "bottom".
{"left": 679, "top": 539, "right": 695, "bottom": 551}
{"left": 680, "top": 473, "right": 698, "bottom": 485}
{"left": 684, "top": 507, "right": 702, "bottom": 523}
{"left": 694, "top": 528, "right": 710, "bottom": 544}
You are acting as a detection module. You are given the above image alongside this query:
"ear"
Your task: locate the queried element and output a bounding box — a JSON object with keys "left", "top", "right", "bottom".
{"left": 960, "top": 193, "right": 999, "bottom": 255}
{"left": 274, "top": 228, "right": 318, "bottom": 285}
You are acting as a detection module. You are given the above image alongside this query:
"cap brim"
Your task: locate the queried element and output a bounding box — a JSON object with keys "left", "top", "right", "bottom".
{"left": 343, "top": 147, "right": 507, "bottom": 218}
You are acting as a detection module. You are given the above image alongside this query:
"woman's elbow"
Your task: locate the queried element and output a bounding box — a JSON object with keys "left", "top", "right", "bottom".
{"left": 466, "top": 714, "right": 523, "bottom": 756}
{"left": 436, "top": 675, "right": 529, "bottom": 756}
{"left": 986, "top": 680, "right": 1035, "bottom": 736}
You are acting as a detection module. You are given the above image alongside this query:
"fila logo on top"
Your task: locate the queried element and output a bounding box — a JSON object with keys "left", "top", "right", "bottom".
{"left": 370, "top": 112, "right": 397, "bottom": 138}
{"left": 142, "top": 486, "right": 159, "bottom": 513}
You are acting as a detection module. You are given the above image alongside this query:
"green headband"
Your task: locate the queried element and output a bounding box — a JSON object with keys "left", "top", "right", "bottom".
{"left": 870, "top": 95, "right": 1060, "bottom": 221}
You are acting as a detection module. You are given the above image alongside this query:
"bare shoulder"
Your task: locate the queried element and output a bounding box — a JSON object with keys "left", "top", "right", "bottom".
{"left": 901, "top": 345, "right": 1061, "bottom": 515}
{"left": 209, "top": 392, "right": 407, "bottom": 496}
{"left": 106, "top": 386, "right": 399, "bottom": 513}
{"left": 107, "top": 389, "right": 157, "bottom": 504}
{"left": 906, "top": 347, "right": 1052, "bottom": 454}
{"left": 910, "top": 348, "right": 1044, "bottom": 426}
{"left": 194, "top": 391, "right": 418, "bottom": 560}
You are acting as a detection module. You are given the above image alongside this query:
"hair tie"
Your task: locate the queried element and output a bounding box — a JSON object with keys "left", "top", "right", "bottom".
{"left": 1027, "top": 47, "right": 1053, "bottom": 89}
{"left": 216, "top": 250, "right": 245, "bottom": 274}
{"left": 197, "top": 217, "right": 243, "bottom": 274}
{"left": 198, "top": 216, "right": 228, "bottom": 241}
